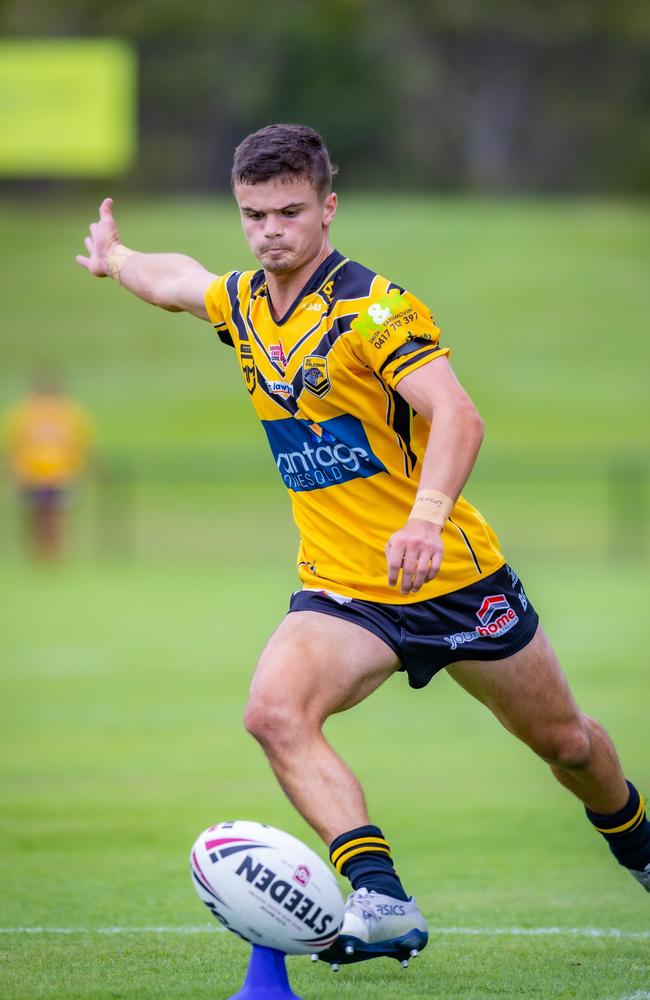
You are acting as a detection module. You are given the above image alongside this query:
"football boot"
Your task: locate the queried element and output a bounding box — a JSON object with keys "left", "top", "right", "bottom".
{"left": 313, "top": 888, "right": 428, "bottom": 970}
{"left": 628, "top": 862, "right": 650, "bottom": 892}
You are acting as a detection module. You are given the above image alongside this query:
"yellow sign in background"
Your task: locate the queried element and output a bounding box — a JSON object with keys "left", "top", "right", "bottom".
{"left": 0, "top": 39, "right": 136, "bottom": 176}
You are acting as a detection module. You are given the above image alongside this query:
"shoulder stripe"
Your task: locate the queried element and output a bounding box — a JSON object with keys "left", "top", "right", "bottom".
{"left": 391, "top": 346, "right": 443, "bottom": 379}
{"left": 225, "top": 272, "right": 248, "bottom": 343}
{"left": 250, "top": 269, "right": 266, "bottom": 295}
{"left": 378, "top": 338, "right": 429, "bottom": 375}
{"left": 317, "top": 256, "right": 349, "bottom": 295}
{"left": 328, "top": 259, "right": 377, "bottom": 306}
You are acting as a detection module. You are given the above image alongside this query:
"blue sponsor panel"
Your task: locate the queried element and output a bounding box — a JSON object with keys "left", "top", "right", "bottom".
{"left": 262, "top": 414, "right": 387, "bottom": 492}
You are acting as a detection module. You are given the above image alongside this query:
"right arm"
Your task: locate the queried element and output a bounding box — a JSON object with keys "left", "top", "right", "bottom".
{"left": 75, "top": 197, "right": 216, "bottom": 320}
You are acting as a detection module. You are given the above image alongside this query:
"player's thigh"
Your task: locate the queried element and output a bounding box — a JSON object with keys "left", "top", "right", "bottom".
{"left": 249, "top": 610, "right": 400, "bottom": 724}
{"left": 445, "top": 625, "right": 582, "bottom": 741}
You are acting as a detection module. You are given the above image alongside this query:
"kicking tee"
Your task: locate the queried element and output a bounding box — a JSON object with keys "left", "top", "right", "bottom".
{"left": 205, "top": 250, "right": 504, "bottom": 603}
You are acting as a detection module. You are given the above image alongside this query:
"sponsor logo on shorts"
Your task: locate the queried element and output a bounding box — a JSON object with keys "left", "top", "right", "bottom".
{"left": 444, "top": 593, "right": 520, "bottom": 651}
{"left": 476, "top": 594, "right": 514, "bottom": 629}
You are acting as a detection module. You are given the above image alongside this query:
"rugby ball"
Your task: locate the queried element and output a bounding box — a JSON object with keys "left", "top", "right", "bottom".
{"left": 190, "top": 820, "right": 344, "bottom": 954}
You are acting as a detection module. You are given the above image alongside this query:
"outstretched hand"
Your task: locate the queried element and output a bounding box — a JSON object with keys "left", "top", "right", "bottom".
{"left": 385, "top": 519, "right": 444, "bottom": 595}
{"left": 75, "top": 197, "right": 122, "bottom": 277}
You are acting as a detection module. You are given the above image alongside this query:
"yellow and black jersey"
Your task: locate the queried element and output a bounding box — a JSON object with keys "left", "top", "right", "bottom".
{"left": 205, "top": 250, "right": 504, "bottom": 603}
{"left": 5, "top": 395, "right": 92, "bottom": 487}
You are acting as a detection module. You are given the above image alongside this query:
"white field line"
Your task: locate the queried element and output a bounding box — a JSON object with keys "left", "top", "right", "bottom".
{"left": 0, "top": 925, "right": 648, "bottom": 940}
{"left": 433, "top": 926, "right": 650, "bottom": 940}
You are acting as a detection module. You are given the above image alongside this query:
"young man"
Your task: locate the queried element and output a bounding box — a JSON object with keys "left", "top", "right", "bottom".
{"left": 77, "top": 124, "right": 649, "bottom": 969}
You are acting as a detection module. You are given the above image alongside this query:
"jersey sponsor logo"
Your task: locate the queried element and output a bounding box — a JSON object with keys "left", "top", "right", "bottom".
{"left": 444, "top": 594, "right": 520, "bottom": 651}
{"left": 240, "top": 343, "right": 256, "bottom": 394}
{"left": 302, "top": 355, "right": 331, "bottom": 397}
{"left": 352, "top": 289, "right": 409, "bottom": 339}
{"left": 369, "top": 328, "right": 392, "bottom": 350}
{"left": 262, "top": 414, "right": 387, "bottom": 492}
{"left": 269, "top": 339, "right": 288, "bottom": 370}
{"left": 266, "top": 379, "right": 294, "bottom": 396}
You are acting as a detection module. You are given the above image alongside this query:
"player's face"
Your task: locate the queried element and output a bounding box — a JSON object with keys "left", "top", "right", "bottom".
{"left": 234, "top": 176, "right": 337, "bottom": 275}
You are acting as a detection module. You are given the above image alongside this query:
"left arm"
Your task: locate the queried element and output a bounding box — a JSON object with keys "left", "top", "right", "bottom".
{"left": 385, "top": 356, "right": 484, "bottom": 595}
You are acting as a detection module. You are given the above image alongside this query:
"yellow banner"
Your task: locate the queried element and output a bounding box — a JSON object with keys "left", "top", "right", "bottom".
{"left": 0, "top": 39, "right": 136, "bottom": 176}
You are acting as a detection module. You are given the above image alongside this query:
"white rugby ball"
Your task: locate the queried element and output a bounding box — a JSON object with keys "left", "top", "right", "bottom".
{"left": 190, "top": 820, "right": 344, "bottom": 954}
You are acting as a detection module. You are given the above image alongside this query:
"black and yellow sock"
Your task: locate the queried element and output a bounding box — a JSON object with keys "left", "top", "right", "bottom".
{"left": 585, "top": 781, "right": 650, "bottom": 871}
{"left": 329, "top": 824, "right": 408, "bottom": 901}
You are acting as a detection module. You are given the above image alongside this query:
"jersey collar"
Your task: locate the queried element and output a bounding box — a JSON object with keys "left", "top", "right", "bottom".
{"left": 260, "top": 249, "right": 346, "bottom": 326}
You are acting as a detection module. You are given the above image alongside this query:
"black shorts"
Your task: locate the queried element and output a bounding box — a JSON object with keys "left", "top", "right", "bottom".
{"left": 288, "top": 563, "right": 539, "bottom": 689}
{"left": 21, "top": 486, "right": 67, "bottom": 510}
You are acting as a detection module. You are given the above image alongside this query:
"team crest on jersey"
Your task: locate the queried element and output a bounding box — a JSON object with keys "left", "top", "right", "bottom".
{"left": 302, "top": 356, "right": 330, "bottom": 397}
{"left": 240, "top": 343, "right": 256, "bottom": 394}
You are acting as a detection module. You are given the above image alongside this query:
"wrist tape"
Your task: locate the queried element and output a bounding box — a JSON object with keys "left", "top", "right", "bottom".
{"left": 106, "top": 244, "right": 134, "bottom": 283}
{"left": 410, "top": 490, "right": 454, "bottom": 526}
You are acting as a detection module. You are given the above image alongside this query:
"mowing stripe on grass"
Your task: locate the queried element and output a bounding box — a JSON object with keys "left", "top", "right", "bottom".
{"left": 1, "top": 925, "right": 648, "bottom": 939}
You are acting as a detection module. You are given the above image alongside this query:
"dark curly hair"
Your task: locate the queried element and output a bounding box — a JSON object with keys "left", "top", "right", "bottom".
{"left": 231, "top": 124, "right": 337, "bottom": 201}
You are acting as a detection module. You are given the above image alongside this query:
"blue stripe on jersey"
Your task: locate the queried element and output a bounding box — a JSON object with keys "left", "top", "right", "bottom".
{"left": 225, "top": 272, "right": 249, "bottom": 343}
{"left": 329, "top": 258, "right": 376, "bottom": 304}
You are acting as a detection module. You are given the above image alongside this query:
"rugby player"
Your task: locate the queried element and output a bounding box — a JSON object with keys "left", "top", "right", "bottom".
{"left": 4, "top": 374, "right": 92, "bottom": 561}
{"left": 77, "top": 124, "right": 649, "bottom": 968}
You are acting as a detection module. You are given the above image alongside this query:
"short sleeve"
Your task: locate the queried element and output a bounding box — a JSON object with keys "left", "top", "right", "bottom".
{"left": 350, "top": 288, "right": 449, "bottom": 388}
{"left": 205, "top": 274, "right": 235, "bottom": 348}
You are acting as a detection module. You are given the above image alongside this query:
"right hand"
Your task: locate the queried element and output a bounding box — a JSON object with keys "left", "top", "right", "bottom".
{"left": 75, "top": 197, "right": 122, "bottom": 277}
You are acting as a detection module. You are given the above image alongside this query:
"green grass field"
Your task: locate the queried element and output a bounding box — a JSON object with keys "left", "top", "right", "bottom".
{"left": 1, "top": 196, "right": 649, "bottom": 998}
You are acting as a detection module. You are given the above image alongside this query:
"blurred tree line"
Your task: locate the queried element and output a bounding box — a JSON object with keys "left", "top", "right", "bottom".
{"left": 2, "top": 0, "right": 649, "bottom": 192}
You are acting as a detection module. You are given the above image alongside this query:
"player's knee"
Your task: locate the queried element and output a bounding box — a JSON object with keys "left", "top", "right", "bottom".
{"left": 530, "top": 719, "right": 592, "bottom": 770}
{"left": 243, "top": 695, "right": 304, "bottom": 752}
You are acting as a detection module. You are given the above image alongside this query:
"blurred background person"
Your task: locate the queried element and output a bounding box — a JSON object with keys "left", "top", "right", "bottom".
{"left": 3, "top": 372, "right": 93, "bottom": 561}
